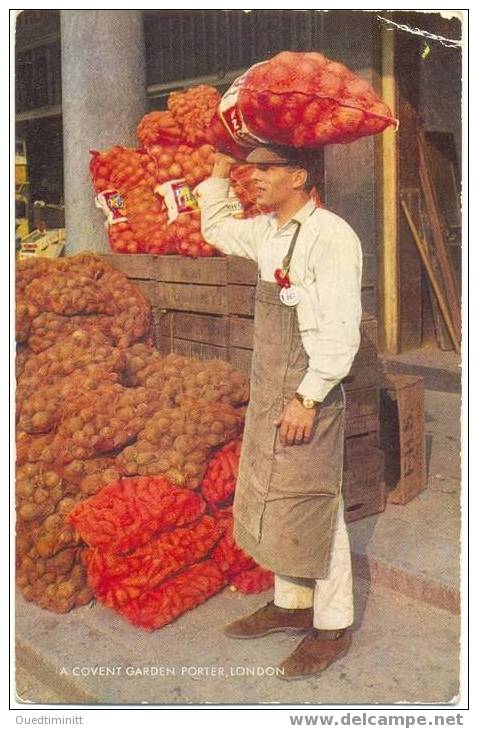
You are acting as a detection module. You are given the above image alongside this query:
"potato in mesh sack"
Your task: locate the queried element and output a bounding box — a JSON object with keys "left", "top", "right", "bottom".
{"left": 17, "top": 547, "right": 93, "bottom": 614}
{"left": 25, "top": 270, "right": 115, "bottom": 317}
{"left": 86, "top": 515, "right": 224, "bottom": 608}
{"left": 230, "top": 566, "right": 274, "bottom": 594}
{"left": 16, "top": 490, "right": 94, "bottom": 614}
{"left": 15, "top": 302, "right": 39, "bottom": 345}
{"left": 69, "top": 475, "right": 206, "bottom": 554}
{"left": 62, "top": 457, "right": 125, "bottom": 497}
{"left": 15, "top": 463, "right": 70, "bottom": 527}
{"left": 17, "top": 366, "right": 120, "bottom": 435}
{"left": 115, "top": 559, "right": 227, "bottom": 630}
{"left": 32, "top": 383, "right": 160, "bottom": 466}
{"left": 128, "top": 349, "right": 249, "bottom": 407}
{"left": 117, "top": 400, "right": 244, "bottom": 487}
{"left": 17, "top": 330, "right": 125, "bottom": 404}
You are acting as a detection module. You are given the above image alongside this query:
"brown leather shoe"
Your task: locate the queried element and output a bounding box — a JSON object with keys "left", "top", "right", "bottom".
{"left": 278, "top": 628, "right": 352, "bottom": 680}
{"left": 223, "top": 601, "right": 313, "bottom": 639}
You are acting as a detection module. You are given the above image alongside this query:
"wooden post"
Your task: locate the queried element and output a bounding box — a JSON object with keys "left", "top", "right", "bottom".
{"left": 378, "top": 25, "right": 400, "bottom": 354}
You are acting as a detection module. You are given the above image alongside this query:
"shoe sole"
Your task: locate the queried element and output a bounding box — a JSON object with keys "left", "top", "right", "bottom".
{"left": 224, "top": 626, "right": 312, "bottom": 640}
{"left": 276, "top": 643, "right": 351, "bottom": 681}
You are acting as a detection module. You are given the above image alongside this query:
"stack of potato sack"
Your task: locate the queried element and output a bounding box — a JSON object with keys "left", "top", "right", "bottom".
{"left": 91, "top": 85, "right": 263, "bottom": 258}
{"left": 16, "top": 255, "right": 262, "bottom": 622}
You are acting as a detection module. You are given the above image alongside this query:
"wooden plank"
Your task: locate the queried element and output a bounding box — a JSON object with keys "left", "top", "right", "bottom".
{"left": 345, "top": 412, "right": 379, "bottom": 438}
{"left": 344, "top": 482, "right": 386, "bottom": 523}
{"left": 155, "top": 335, "right": 228, "bottom": 362}
{"left": 156, "top": 256, "right": 228, "bottom": 285}
{"left": 154, "top": 282, "right": 228, "bottom": 314}
{"left": 230, "top": 317, "right": 254, "bottom": 349}
{"left": 401, "top": 193, "right": 460, "bottom": 352}
{"left": 418, "top": 129, "right": 461, "bottom": 344}
{"left": 361, "top": 319, "right": 378, "bottom": 348}
{"left": 361, "top": 287, "right": 376, "bottom": 319}
{"left": 379, "top": 23, "right": 400, "bottom": 354}
{"left": 345, "top": 432, "right": 379, "bottom": 461}
{"left": 154, "top": 311, "right": 230, "bottom": 347}
{"left": 102, "top": 253, "right": 158, "bottom": 279}
{"left": 343, "top": 364, "right": 382, "bottom": 392}
{"left": 133, "top": 279, "right": 158, "bottom": 304}
{"left": 227, "top": 285, "right": 256, "bottom": 316}
{"left": 227, "top": 256, "right": 258, "bottom": 285}
{"left": 343, "top": 449, "right": 384, "bottom": 487}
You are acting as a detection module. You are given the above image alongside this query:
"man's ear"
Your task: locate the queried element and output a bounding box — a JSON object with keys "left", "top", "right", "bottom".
{"left": 291, "top": 168, "right": 308, "bottom": 190}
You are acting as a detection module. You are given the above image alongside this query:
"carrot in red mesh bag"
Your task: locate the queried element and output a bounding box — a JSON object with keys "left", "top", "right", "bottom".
{"left": 211, "top": 515, "right": 256, "bottom": 575}
{"left": 231, "top": 565, "right": 274, "bottom": 594}
{"left": 137, "top": 111, "right": 183, "bottom": 147}
{"left": 167, "top": 85, "right": 221, "bottom": 145}
{"left": 69, "top": 476, "right": 206, "bottom": 553}
{"left": 211, "top": 50, "right": 397, "bottom": 150}
{"left": 115, "top": 559, "right": 227, "bottom": 630}
{"left": 86, "top": 515, "right": 224, "bottom": 607}
{"left": 201, "top": 439, "right": 241, "bottom": 507}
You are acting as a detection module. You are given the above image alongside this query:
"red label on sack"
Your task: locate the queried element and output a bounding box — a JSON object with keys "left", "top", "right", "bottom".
{"left": 95, "top": 190, "right": 127, "bottom": 224}
{"left": 155, "top": 179, "right": 198, "bottom": 223}
{"left": 219, "top": 69, "right": 268, "bottom": 147}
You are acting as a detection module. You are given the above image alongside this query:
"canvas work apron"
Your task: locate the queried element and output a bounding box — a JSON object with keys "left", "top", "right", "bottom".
{"left": 233, "top": 250, "right": 345, "bottom": 579}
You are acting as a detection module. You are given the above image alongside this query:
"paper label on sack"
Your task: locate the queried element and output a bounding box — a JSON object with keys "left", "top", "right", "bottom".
{"left": 155, "top": 179, "right": 199, "bottom": 223}
{"left": 219, "top": 66, "right": 269, "bottom": 147}
{"left": 95, "top": 190, "right": 127, "bottom": 224}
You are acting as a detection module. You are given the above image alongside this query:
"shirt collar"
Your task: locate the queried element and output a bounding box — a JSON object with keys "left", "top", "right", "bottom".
{"left": 268, "top": 199, "right": 317, "bottom": 233}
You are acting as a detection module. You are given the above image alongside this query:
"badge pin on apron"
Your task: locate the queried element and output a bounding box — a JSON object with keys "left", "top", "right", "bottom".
{"left": 274, "top": 220, "right": 303, "bottom": 307}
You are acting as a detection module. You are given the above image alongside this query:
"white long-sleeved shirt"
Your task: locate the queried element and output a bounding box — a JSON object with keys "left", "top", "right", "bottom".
{"left": 195, "top": 177, "right": 363, "bottom": 402}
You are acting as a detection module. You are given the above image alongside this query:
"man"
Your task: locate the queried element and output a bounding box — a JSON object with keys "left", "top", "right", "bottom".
{"left": 195, "top": 145, "right": 362, "bottom": 680}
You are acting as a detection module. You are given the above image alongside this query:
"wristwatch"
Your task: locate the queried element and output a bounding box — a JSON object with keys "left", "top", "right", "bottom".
{"left": 295, "top": 393, "right": 319, "bottom": 410}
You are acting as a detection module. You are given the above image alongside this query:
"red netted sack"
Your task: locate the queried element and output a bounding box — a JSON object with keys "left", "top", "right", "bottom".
{"left": 114, "top": 559, "right": 227, "bottom": 630}
{"left": 211, "top": 515, "right": 256, "bottom": 576}
{"left": 230, "top": 565, "right": 274, "bottom": 594}
{"left": 123, "top": 185, "right": 173, "bottom": 255}
{"left": 201, "top": 439, "right": 241, "bottom": 507}
{"left": 137, "top": 111, "right": 183, "bottom": 147}
{"left": 86, "top": 515, "right": 224, "bottom": 606}
{"left": 210, "top": 51, "right": 397, "bottom": 150}
{"left": 69, "top": 476, "right": 206, "bottom": 553}
{"left": 90, "top": 147, "right": 156, "bottom": 195}
{"left": 167, "top": 85, "right": 222, "bottom": 145}
{"left": 107, "top": 219, "right": 143, "bottom": 254}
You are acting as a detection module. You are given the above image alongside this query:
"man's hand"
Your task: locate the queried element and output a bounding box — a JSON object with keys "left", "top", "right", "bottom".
{"left": 274, "top": 398, "right": 318, "bottom": 445}
{"left": 212, "top": 152, "right": 239, "bottom": 178}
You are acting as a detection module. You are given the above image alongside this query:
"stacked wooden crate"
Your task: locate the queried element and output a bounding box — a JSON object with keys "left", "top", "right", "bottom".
{"left": 103, "top": 253, "right": 385, "bottom": 523}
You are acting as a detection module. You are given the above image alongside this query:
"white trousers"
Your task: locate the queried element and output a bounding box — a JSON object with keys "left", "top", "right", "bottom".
{"left": 274, "top": 497, "right": 354, "bottom": 630}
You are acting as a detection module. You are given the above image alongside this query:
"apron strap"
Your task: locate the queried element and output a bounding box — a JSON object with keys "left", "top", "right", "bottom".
{"left": 281, "top": 221, "right": 302, "bottom": 277}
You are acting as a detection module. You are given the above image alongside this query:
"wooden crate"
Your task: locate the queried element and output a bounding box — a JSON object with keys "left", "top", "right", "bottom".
{"left": 380, "top": 373, "right": 426, "bottom": 505}
{"left": 343, "top": 449, "right": 386, "bottom": 523}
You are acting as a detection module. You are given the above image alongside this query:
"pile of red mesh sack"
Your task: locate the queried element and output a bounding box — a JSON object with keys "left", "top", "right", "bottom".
{"left": 69, "top": 473, "right": 270, "bottom": 630}
{"left": 208, "top": 50, "right": 397, "bottom": 151}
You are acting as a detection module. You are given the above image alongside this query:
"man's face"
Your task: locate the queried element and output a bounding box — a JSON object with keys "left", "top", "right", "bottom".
{"left": 250, "top": 164, "right": 305, "bottom": 209}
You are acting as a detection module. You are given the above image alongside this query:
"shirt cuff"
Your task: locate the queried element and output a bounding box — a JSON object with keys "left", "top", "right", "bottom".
{"left": 297, "top": 370, "right": 341, "bottom": 404}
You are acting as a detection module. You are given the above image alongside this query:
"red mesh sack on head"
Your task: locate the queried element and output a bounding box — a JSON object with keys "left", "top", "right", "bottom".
{"left": 211, "top": 50, "right": 397, "bottom": 150}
